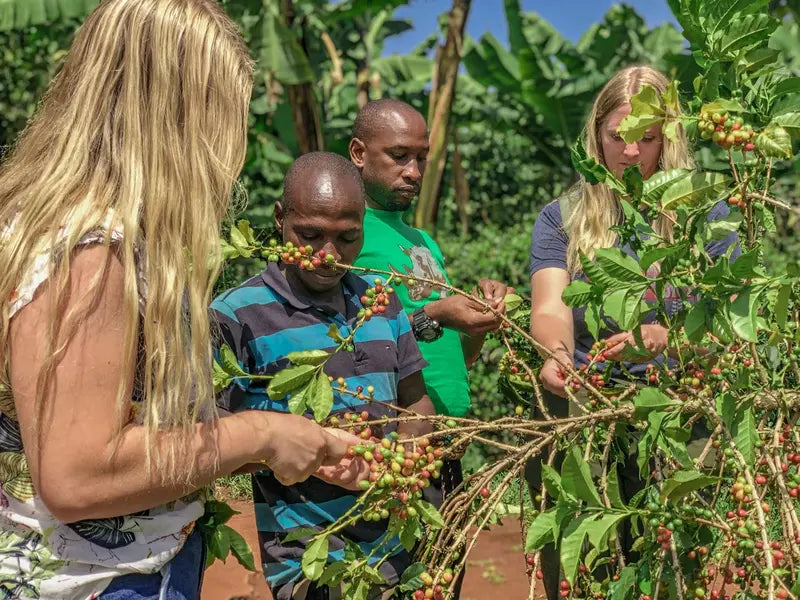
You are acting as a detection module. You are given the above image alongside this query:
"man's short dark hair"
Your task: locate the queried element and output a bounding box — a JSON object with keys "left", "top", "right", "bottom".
{"left": 352, "top": 98, "right": 423, "bottom": 142}
{"left": 281, "top": 151, "right": 364, "bottom": 214}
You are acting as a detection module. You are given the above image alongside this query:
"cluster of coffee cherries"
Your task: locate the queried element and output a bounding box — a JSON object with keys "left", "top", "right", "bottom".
{"left": 697, "top": 111, "right": 756, "bottom": 151}
{"left": 261, "top": 240, "right": 336, "bottom": 270}
{"left": 567, "top": 340, "right": 612, "bottom": 392}
{"left": 718, "top": 500, "right": 791, "bottom": 584}
{"left": 345, "top": 431, "right": 444, "bottom": 521}
{"left": 755, "top": 423, "right": 800, "bottom": 502}
{"left": 727, "top": 193, "right": 747, "bottom": 209}
{"left": 666, "top": 347, "right": 753, "bottom": 402}
{"left": 411, "top": 568, "right": 455, "bottom": 600}
{"left": 672, "top": 256, "right": 699, "bottom": 288}
{"left": 646, "top": 501, "right": 683, "bottom": 551}
{"left": 358, "top": 278, "right": 394, "bottom": 321}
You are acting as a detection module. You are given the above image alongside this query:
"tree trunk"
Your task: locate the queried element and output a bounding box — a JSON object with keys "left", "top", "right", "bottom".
{"left": 452, "top": 131, "right": 470, "bottom": 236}
{"left": 282, "top": 0, "right": 324, "bottom": 154}
{"left": 413, "top": 0, "right": 471, "bottom": 230}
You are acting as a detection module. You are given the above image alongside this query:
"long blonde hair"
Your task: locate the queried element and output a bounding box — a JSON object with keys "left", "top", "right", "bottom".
{"left": 564, "top": 65, "right": 694, "bottom": 274}
{"left": 0, "top": 0, "right": 253, "bottom": 481}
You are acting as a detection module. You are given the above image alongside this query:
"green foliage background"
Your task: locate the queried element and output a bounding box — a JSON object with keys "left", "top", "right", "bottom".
{"left": 2, "top": 0, "right": 800, "bottom": 472}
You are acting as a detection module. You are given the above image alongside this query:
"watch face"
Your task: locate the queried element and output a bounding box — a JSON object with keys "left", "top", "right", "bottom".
{"left": 421, "top": 328, "right": 437, "bottom": 342}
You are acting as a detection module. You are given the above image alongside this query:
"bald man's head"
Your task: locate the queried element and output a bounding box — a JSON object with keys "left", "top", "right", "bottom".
{"left": 276, "top": 152, "right": 365, "bottom": 292}
{"left": 349, "top": 99, "right": 429, "bottom": 211}
{"left": 352, "top": 98, "right": 424, "bottom": 143}
{"left": 281, "top": 151, "right": 364, "bottom": 215}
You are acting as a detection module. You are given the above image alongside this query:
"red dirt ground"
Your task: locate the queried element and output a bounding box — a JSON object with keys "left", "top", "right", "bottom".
{"left": 202, "top": 501, "right": 536, "bottom": 600}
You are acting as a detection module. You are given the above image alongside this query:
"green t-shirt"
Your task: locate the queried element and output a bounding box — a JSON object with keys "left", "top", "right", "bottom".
{"left": 355, "top": 206, "right": 470, "bottom": 417}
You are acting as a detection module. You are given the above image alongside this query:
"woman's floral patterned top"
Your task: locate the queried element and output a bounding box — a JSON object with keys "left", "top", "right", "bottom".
{"left": 0, "top": 230, "right": 206, "bottom": 599}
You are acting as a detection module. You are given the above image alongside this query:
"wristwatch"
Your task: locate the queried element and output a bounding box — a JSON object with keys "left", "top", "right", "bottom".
{"left": 411, "top": 307, "right": 443, "bottom": 342}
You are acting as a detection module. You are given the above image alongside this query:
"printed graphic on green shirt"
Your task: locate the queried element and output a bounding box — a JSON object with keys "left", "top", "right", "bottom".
{"left": 391, "top": 245, "right": 447, "bottom": 301}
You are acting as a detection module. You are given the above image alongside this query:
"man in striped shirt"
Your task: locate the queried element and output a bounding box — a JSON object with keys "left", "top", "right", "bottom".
{"left": 211, "top": 152, "right": 435, "bottom": 600}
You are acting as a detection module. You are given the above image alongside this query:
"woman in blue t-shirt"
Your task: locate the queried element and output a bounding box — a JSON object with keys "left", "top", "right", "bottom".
{"left": 526, "top": 65, "right": 739, "bottom": 600}
{"left": 530, "top": 65, "right": 738, "bottom": 394}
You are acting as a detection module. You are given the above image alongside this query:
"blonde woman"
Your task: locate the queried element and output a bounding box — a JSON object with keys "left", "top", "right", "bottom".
{"left": 526, "top": 65, "right": 739, "bottom": 599}
{"left": 0, "top": 1, "right": 351, "bottom": 598}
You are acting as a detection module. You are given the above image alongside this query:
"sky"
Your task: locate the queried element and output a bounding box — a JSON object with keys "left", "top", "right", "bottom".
{"left": 380, "top": 0, "right": 679, "bottom": 55}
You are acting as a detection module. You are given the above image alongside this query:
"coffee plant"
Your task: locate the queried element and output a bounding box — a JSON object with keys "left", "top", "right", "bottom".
{"left": 210, "top": 3, "right": 800, "bottom": 600}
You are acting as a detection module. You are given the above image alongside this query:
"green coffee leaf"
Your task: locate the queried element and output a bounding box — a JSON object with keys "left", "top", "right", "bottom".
{"left": 732, "top": 403, "right": 757, "bottom": 465}
{"left": 570, "top": 138, "right": 625, "bottom": 194}
{"left": 774, "top": 282, "right": 791, "bottom": 329}
{"left": 207, "top": 500, "right": 238, "bottom": 526}
{"left": 660, "top": 172, "right": 731, "bottom": 210}
{"left": 210, "top": 527, "right": 230, "bottom": 562}
{"left": 344, "top": 578, "right": 370, "bottom": 600}
{"left": 700, "top": 99, "right": 747, "bottom": 115}
{"left": 755, "top": 125, "right": 792, "bottom": 158}
{"left": 229, "top": 225, "right": 249, "bottom": 250}
{"left": 301, "top": 536, "right": 329, "bottom": 581}
{"left": 562, "top": 280, "right": 594, "bottom": 307}
{"left": 607, "top": 565, "right": 637, "bottom": 600}
{"left": 327, "top": 323, "right": 344, "bottom": 343}
{"left": 585, "top": 304, "right": 603, "bottom": 341}
{"left": 662, "top": 119, "right": 680, "bottom": 142}
{"left": 525, "top": 509, "right": 556, "bottom": 552}
{"left": 633, "top": 388, "right": 675, "bottom": 419}
{"left": 729, "top": 288, "right": 760, "bottom": 342}
{"left": 318, "top": 561, "right": 348, "bottom": 587}
{"left": 618, "top": 114, "right": 663, "bottom": 144}
{"left": 606, "top": 467, "right": 626, "bottom": 510}
{"left": 212, "top": 361, "right": 234, "bottom": 394}
{"left": 267, "top": 364, "right": 317, "bottom": 401}
{"left": 398, "top": 563, "right": 426, "bottom": 591}
{"left": 503, "top": 293, "right": 523, "bottom": 312}
{"left": 561, "top": 515, "right": 591, "bottom": 584}
{"left": 662, "top": 80, "right": 679, "bottom": 113}
{"left": 586, "top": 513, "right": 627, "bottom": 550}
{"left": 413, "top": 499, "right": 445, "bottom": 529}
{"left": 236, "top": 220, "right": 256, "bottom": 245}
{"left": 308, "top": 370, "right": 334, "bottom": 422}
{"left": 541, "top": 464, "right": 563, "bottom": 500}
{"left": 639, "top": 243, "right": 688, "bottom": 273}
{"left": 361, "top": 565, "right": 389, "bottom": 585}
{"left": 706, "top": 212, "right": 742, "bottom": 241}
{"left": 622, "top": 164, "right": 643, "bottom": 200}
{"left": 718, "top": 13, "right": 778, "bottom": 55}
{"left": 224, "top": 525, "right": 256, "bottom": 572}
{"left": 219, "top": 344, "right": 247, "bottom": 376}
{"left": 283, "top": 527, "right": 319, "bottom": 543}
{"left": 659, "top": 471, "right": 719, "bottom": 503}
{"left": 286, "top": 349, "right": 330, "bottom": 366}
{"left": 561, "top": 446, "right": 602, "bottom": 506}
{"left": 603, "top": 287, "right": 646, "bottom": 331}
{"left": 770, "top": 112, "right": 800, "bottom": 138}
{"left": 580, "top": 254, "right": 619, "bottom": 288}
{"left": 287, "top": 379, "right": 313, "bottom": 415}
{"left": 684, "top": 300, "right": 710, "bottom": 343}
{"left": 730, "top": 250, "right": 764, "bottom": 279}
{"left": 221, "top": 239, "right": 243, "bottom": 260}
{"left": 399, "top": 515, "right": 422, "bottom": 551}
{"left": 595, "top": 248, "right": 648, "bottom": 283}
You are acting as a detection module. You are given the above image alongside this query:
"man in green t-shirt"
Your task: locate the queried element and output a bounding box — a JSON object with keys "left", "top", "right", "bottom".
{"left": 349, "top": 98, "right": 511, "bottom": 417}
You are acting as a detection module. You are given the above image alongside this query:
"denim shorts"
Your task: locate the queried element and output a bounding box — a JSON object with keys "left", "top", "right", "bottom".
{"left": 99, "top": 529, "right": 205, "bottom": 600}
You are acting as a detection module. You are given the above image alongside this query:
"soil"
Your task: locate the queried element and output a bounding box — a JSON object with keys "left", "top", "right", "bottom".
{"left": 201, "top": 501, "right": 537, "bottom": 600}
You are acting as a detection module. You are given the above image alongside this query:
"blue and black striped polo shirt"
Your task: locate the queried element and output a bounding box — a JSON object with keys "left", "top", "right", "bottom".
{"left": 210, "top": 262, "right": 427, "bottom": 599}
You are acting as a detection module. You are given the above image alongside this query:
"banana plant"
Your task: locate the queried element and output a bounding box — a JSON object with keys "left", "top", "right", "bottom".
{"left": 0, "top": 0, "right": 97, "bottom": 30}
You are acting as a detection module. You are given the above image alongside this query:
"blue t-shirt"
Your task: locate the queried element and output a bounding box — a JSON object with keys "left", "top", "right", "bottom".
{"left": 529, "top": 199, "right": 740, "bottom": 377}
